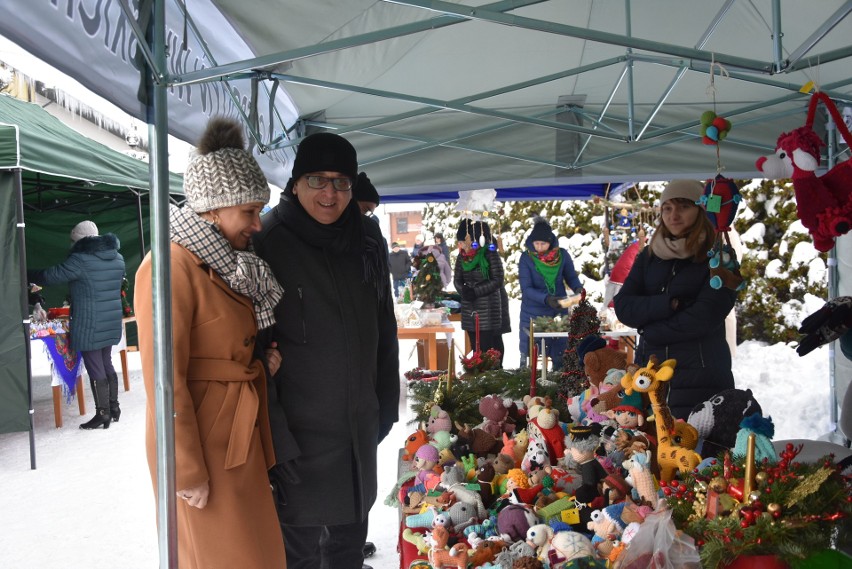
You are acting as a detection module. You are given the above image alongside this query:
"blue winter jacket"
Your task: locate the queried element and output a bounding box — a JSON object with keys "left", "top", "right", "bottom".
{"left": 31, "top": 234, "right": 125, "bottom": 352}
{"left": 518, "top": 238, "right": 583, "bottom": 334}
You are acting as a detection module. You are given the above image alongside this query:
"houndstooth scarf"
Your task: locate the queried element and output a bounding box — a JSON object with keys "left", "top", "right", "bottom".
{"left": 169, "top": 204, "right": 283, "bottom": 329}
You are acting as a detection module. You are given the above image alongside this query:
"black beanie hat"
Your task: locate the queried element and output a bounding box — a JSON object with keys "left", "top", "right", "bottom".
{"left": 576, "top": 334, "right": 607, "bottom": 363}
{"left": 291, "top": 132, "right": 358, "bottom": 182}
{"left": 529, "top": 216, "right": 557, "bottom": 246}
{"left": 354, "top": 172, "right": 380, "bottom": 205}
{"left": 456, "top": 218, "right": 492, "bottom": 243}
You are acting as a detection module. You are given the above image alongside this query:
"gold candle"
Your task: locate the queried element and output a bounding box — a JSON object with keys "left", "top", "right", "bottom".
{"left": 529, "top": 318, "right": 535, "bottom": 365}
{"left": 743, "top": 433, "right": 756, "bottom": 500}
{"left": 446, "top": 341, "right": 454, "bottom": 394}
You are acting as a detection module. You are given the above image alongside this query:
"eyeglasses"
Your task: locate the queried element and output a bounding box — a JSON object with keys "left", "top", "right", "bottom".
{"left": 303, "top": 175, "right": 353, "bottom": 192}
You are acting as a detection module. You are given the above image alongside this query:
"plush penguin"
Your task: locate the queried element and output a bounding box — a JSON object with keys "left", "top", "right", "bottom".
{"left": 687, "top": 388, "right": 762, "bottom": 458}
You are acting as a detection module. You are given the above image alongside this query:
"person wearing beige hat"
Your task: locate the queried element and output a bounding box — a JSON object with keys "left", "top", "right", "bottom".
{"left": 614, "top": 179, "right": 738, "bottom": 420}
{"left": 28, "top": 219, "right": 126, "bottom": 430}
{"left": 134, "top": 117, "right": 287, "bottom": 568}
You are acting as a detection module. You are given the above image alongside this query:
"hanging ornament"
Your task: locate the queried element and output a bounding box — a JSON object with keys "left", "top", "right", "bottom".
{"left": 700, "top": 110, "right": 732, "bottom": 145}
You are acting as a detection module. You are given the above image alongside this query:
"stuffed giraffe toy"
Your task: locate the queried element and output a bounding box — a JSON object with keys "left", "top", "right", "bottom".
{"left": 621, "top": 356, "right": 701, "bottom": 482}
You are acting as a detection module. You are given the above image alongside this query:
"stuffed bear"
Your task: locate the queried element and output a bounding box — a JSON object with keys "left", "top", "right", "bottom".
{"left": 687, "top": 388, "right": 762, "bottom": 459}
{"left": 583, "top": 345, "right": 628, "bottom": 388}
{"left": 480, "top": 394, "right": 515, "bottom": 437}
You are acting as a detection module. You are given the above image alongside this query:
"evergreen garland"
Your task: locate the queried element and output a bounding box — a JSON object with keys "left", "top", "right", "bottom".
{"left": 120, "top": 276, "right": 133, "bottom": 317}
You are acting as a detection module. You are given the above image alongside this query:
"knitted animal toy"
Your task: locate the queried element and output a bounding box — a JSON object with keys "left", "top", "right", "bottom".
{"left": 547, "top": 531, "right": 599, "bottom": 569}
{"left": 708, "top": 243, "right": 745, "bottom": 291}
{"left": 622, "top": 450, "right": 657, "bottom": 506}
{"left": 402, "top": 528, "right": 429, "bottom": 554}
{"left": 497, "top": 503, "right": 539, "bottom": 542}
{"left": 527, "top": 401, "right": 566, "bottom": 463}
{"left": 583, "top": 343, "right": 628, "bottom": 388}
{"left": 402, "top": 428, "right": 430, "bottom": 461}
{"left": 427, "top": 404, "right": 452, "bottom": 434}
{"left": 621, "top": 356, "right": 701, "bottom": 482}
{"left": 493, "top": 540, "right": 538, "bottom": 569}
{"left": 468, "top": 537, "right": 507, "bottom": 567}
{"left": 526, "top": 523, "right": 556, "bottom": 561}
{"left": 480, "top": 394, "right": 514, "bottom": 437}
{"left": 406, "top": 501, "right": 479, "bottom": 532}
{"left": 439, "top": 464, "right": 488, "bottom": 519}
{"left": 428, "top": 525, "right": 468, "bottom": 569}
{"left": 687, "top": 388, "right": 763, "bottom": 459}
{"left": 756, "top": 122, "right": 852, "bottom": 252}
{"left": 454, "top": 421, "right": 503, "bottom": 457}
{"left": 521, "top": 437, "right": 550, "bottom": 473}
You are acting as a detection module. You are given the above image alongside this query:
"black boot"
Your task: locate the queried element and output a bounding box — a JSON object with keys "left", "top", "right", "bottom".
{"left": 106, "top": 372, "right": 121, "bottom": 422}
{"left": 80, "top": 377, "right": 111, "bottom": 430}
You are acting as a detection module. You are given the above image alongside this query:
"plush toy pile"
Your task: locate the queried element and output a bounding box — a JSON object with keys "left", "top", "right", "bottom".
{"left": 390, "top": 356, "right": 852, "bottom": 569}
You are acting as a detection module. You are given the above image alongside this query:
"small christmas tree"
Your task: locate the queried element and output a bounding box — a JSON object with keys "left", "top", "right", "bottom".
{"left": 120, "top": 276, "right": 133, "bottom": 317}
{"left": 411, "top": 250, "right": 444, "bottom": 306}
{"left": 558, "top": 292, "right": 600, "bottom": 402}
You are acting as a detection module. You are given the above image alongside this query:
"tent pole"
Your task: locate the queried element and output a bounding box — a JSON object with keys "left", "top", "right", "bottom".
{"left": 826, "top": 110, "right": 841, "bottom": 442}
{"left": 147, "top": 0, "right": 178, "bottom": 565}
{"left": 136, "top": 189, "right": 146, "bottom": 258}
{"left": 13, "top": 168, "right": 37, "bottom": 469}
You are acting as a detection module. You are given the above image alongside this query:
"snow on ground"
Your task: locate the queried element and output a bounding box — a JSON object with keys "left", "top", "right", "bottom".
{"left": 0, "top": 299, "right": 836, "bottom": 568}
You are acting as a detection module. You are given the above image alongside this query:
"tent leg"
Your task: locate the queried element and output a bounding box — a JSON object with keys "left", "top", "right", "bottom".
{"left": 13, "top": 168, "right": 37, "bottom": 468}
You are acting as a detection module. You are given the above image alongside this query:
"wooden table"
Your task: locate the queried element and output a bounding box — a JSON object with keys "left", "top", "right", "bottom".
{"left": 119, "top": 316, "right": 136, "bottom": 391}
{"left": 447, "top": 313, "right": 470, "bottom": 354}
{"left": 397, "top": 325, "right": 455, "bottom": 370}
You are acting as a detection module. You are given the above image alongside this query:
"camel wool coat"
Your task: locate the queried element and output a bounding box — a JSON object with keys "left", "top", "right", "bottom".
{"left": 135, "top": 244, "right": 286, "bottom": 569}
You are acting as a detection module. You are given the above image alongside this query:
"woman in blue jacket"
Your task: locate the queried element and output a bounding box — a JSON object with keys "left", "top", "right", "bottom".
{"left": 518, "top": 217, "right": 583, "bottom": 369}
{"left": 30, "top": 220, "right": 126, "bottom": 429}
{"left": 614, "top": 180, "right": 738, "bottom": 419}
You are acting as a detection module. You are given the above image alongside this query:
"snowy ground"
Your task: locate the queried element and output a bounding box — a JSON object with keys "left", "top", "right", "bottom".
{"left": 0, "top": 299, "right": 835, "bottom": 568}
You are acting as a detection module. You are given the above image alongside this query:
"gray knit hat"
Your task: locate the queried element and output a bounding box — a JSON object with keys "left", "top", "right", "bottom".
{"left": 183, "top": 117, "right": 270, "bottom": 213}
{"left": 659, "top": 179, "right": 704, "bottom": 205}
{"left": 70, "top": 220, "right": 98, "bottom": 242}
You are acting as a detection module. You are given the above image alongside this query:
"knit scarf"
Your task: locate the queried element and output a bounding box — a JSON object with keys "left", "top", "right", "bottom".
{"left": 169, "top": 204, "right": 283, "bottom": 329}
{"left": 276, "top": 187, "right": 388, "bottom": 304}
{"left": 460, "top": 246, "right": 490, "bottom": 279}
{"left": 529, "top": 248, "right": 562, "bottom": 294}
{"left": 649, "top": 234, "right": 692, "bottom": 260}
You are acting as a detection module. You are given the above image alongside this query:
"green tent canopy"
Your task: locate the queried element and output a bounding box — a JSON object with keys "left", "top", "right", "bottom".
{"left": 0, "top": 93, "right": 183, "bottom": 438}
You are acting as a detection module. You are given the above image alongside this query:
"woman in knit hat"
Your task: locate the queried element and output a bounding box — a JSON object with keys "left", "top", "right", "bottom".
{"left": 453, "top": 218, "right": 508, "bottom": 364}
{"left": 134, "top": 117, "right": 287, "bottom": 568}
{"left": 614, "top": 180, "right": 738, "bottom": 419}
{"left": 28, "top": 219, "right": 126, "bottom": 429}
{"left": 518, "top": 216, "right": 583, "bottom": 369}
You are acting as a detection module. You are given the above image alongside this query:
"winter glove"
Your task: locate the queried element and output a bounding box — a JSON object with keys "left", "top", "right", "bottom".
{"left": 545, "top": 295, "right": 563, "bottom": 310}
{"left": 461, "top": 284, "right": 477, "bottom": 301}
{"left": 797, "top": 296, "right": 852, "bottom": 356}
{"left": 268, "top": 460, "right": 301, "bottom": 507}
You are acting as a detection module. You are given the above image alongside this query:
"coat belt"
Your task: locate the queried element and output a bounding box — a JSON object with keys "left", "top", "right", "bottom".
{"left": 187, "top": 358, "right": 264, "bottom": 470}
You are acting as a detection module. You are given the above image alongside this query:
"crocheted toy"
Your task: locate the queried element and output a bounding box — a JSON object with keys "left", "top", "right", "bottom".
{"left": 476, "top": 462, "right": 497, "bottom": 509}
{"left": 733, "top": 414, "right": 779, "bottom": 463}
{"left": 521, "top": 438, "right": 550, "bottom": 473}
{"left": 406, "top": 501, "right": 479, "bottom": 532}
{"left": 428, "top": 525, "right": 468, "bottom": 569}
{"left": 699, "top": 110, "right": 732, "bottom": 145}
{"left": 527, "top": 401, "right": 566, "bottom": 464}
{"left": 622, "top": 356, "right": 701, "bottom": 482}
{"left": 687, "top": 388, "right": 762, "bottom": 458}
{"left": 755, "top": 95, "right": 852, "bottom": 252}
{"left": 402, "top": 428, "right": 430, "bottom": 461}
{"left": 525, "top": 523, "right": 555, "bottom": 561}
{"left": 480, "top": 394, "right": 514, "bottom": 437}
{"left": 468, "top": 537, "right": 506, "bottom": 567}
{"left": 622, "top": 450, "right": 658, "bottom": 507}
{"left": 402, "top": 528, "right": 429, "bottom": 554}
{"left": 497, "top": 503, "right": 539, "bottom": 542}
{"left": 493, "top": 540, "right": 537, "bottom": 568}
{"left": 454, "top": 422, "right": 503, "bottom": 457}
{"left": 605, "top": 390, "right": 645, "bottom": 430}
{"left": 587, "top": 502, "right": 628, "bottom": 558}
{"left": 547, "top": 531, "right": 599, "bottom": 569}
{"left": 439, "top": 464, "right": 488, "bottom": 519}
{"left": 582, "top": 342, "right": 628, "bottom": 388}
{"left": 427, "top": 405, "right": 452, "bottom": 434}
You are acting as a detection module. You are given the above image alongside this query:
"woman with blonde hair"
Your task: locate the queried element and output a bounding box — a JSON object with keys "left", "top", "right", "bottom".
{"left": 614, "top": 180, "right": 737, "bottom": 419}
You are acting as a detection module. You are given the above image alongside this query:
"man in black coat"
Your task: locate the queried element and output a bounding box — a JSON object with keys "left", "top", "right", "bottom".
{"left": 254, "top": 133, "right": 399, "bottom": 569}
{"left": 388, "top": 242, "right": 411, "bottom": 299}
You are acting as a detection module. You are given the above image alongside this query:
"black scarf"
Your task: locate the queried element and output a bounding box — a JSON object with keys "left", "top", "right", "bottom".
{"left": 276, "top": 184, "right": 388, "bottom": 304}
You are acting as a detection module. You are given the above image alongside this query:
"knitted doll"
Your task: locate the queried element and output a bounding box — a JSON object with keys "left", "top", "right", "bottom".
{"left": 733, "top": 414, "right": 779, "bottom": 463}
{"left": 621, "top": 450, "right": 657, "bottom": 507}
{"left": 586, "top": 502, "right": 627, "bottom": 558}
{"left": 565, "top": 424, "right": 608, "bottom": 528}
{"left": 527, "top": 401, "right": 566, "bottom": 464}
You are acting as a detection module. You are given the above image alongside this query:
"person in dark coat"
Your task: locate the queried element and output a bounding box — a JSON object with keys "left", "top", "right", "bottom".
{"left": 29, "top": 220, "right": 125, "bottom": 429}
{"left": 614, "top": 180, "right": 738, "bottom": 419}
{"left": 253, "top": 132, "right": 399, "bottom": 569}
{"left": 454, "top": 218, "right": 506, "bottom": 365}
{"left": 518, "top": 217, "right": 583, "bottom": 369}
{"left": 434, "top": 232, "right": 451, "bottom": 266}
{"left": 388, "top": 242, "right": 412, "bottom": 298}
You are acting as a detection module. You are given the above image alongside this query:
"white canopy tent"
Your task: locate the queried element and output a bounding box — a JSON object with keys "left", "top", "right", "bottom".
{"left": 2, "top": 0, "right": 849, "bottom": 563}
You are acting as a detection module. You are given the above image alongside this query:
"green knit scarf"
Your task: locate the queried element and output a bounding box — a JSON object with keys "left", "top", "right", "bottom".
{"left": 460, "top": 247, "right": 490, "bottom": 279}
{"left": 529, "top": 249, "right": 562, "bottom": 294}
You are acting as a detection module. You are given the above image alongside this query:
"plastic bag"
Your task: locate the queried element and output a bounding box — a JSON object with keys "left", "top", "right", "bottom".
{"left": 616, "top": 509, "right": 701, "bottom": 569}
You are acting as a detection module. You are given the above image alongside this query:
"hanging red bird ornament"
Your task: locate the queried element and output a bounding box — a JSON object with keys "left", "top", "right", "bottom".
{"left": 701, "top": 174, "right": 741, "bottom": 232}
